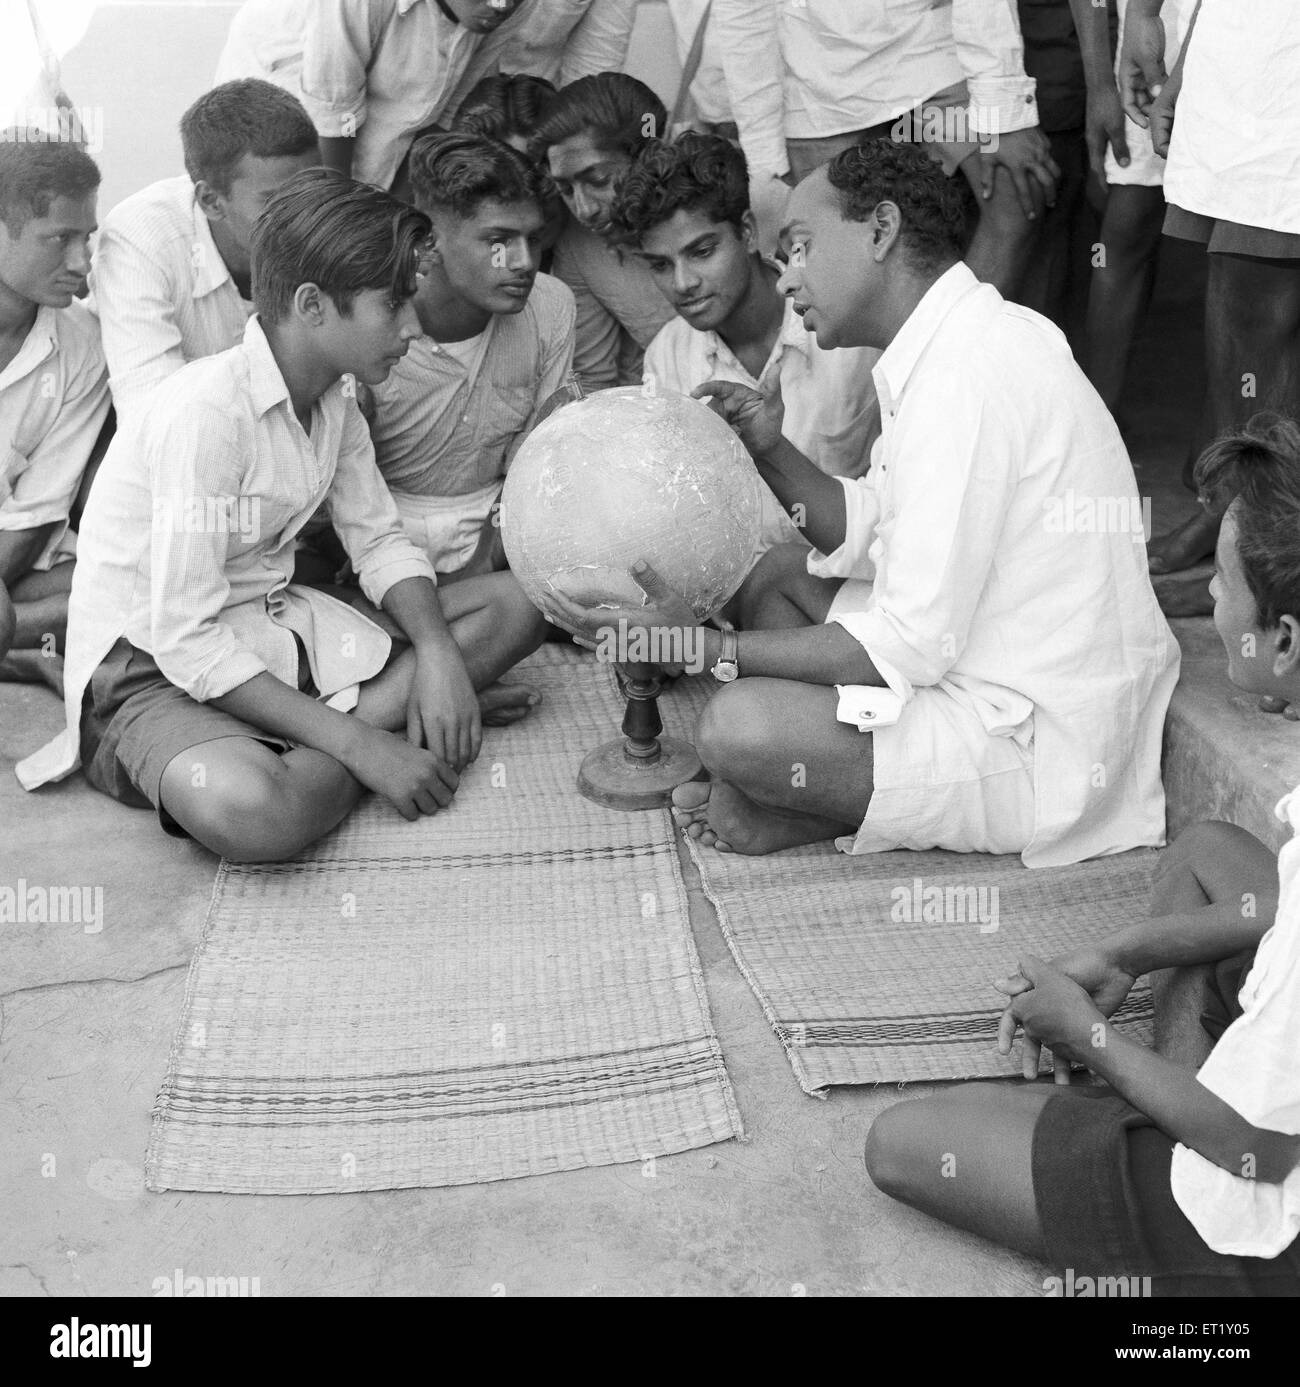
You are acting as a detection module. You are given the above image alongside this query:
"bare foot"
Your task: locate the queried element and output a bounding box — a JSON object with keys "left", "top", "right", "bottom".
{"left": 1148, "top": 509, "right": 1220, "bottom": 575}
{"left": 479, "top": 681, "right": 541, "bottom": 727}
{"left": 1259, "top": 695, "right": 1300, "bottom": 721}
{"left": 670, "top": 778, "right": 845, "bottom": 855}
{"left": 0, "top": 650, "right": 64, "bottom": 693}
{"left": 1150, "top": 563, "right": 1213, "bottom": 617}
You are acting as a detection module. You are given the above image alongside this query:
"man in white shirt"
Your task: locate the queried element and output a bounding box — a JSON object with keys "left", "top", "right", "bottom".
{"left": 713, "top": 0, "right": 1060, "bottom": 296}
{"left": 861, "top": 417, "right": 1300, "bottom": 1292}
{"left": 368, "top": 132, "right": 575, "bottom": 579}
{"left": 1122, "top": 0, "right": 1300, "bottom": 594}
{"left": 549, "top": 139, "right": 1177, "bottom": 867}
{"left": 215, "top": 0, "right": 524, "bottom": 190}
{"left": 444, "top": 0, "right": 637, "bottom": 118}
{"left": 92, "top": 79, "right": 320, "bottom": 421}
{"left": 17, "top": 170, "right": 544, "bottom": 862}
{"left": 531, "top": 74, "right": 676, "bottom": 388}
{"left": 611, "top": 132, "right": 879, "bottom": 568}
{"left": 0, "top": 133, "right": 110, "bottom": 680}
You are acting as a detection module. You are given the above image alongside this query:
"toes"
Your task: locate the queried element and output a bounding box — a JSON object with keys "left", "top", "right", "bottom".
{"left": 671, "top": 779, "right": 711, "bottom": 812}
{"left": 479, "top": 682, "right": 541, "bottom": 715}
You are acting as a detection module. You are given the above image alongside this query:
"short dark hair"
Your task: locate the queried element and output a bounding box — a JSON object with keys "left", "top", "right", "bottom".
{"left": 1194, "top": 414, "right": 1300, "bottom": 629}
{"left": 455, "top": 72, "right": 557, "bottom": 145}
{"left": 0, "top": 132, "right": 100, "bottom": 232}
{"left": 252, "top": 168, "right": 431, "bottom": 324}
{"left": 530, "top": 73, "right": 667, "bottom": 162}
{"left": 611, "top": 133, "right": 749, "bottom": 245}
{"left": 824, "top": 139, "right": 972, "bottom": 273}
{"left": 407, "top": 131, "right": 545, "bottom": 219}
{"left": 181, "top": 79, "right": 318, "bottom": 196}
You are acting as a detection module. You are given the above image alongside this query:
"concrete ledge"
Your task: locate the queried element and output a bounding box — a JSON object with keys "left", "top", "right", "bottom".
{"left": 1163, "top": 618, "right": 1300, "bottom": 853}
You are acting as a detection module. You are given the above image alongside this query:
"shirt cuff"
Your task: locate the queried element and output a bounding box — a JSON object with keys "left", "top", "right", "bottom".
{"left": 968, "top": 77, "right": 1039, "bottom": 135}
{"left": 169, "top": 647, "right": 269, "bottom": 704}
{"left": 827, "top": 606, "right": 916, "bottom": 705}
{"left": 301, "top": 93, "right": 367, "bottom": 139}
{"left": 805, "top": 476, "right": 878, "bottom": 580}
{"left": 358, "top": 553, "right": 440, "bottom": 608}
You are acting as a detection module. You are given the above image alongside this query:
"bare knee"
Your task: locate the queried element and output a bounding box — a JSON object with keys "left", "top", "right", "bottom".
{"left": 1153, "top": 820, "right": 1259, "bottom": 908}
{"left": 163, "top": 756, "right": 315, "bottom": 862}
{"left": 736, "top": 543, "right": 809, "bottom": 629}
{"left": 864, "top": 1101, "right": 930, "bottom": 1203}
{"left": 695, "top": 683, "right": 769, "bottom": 774}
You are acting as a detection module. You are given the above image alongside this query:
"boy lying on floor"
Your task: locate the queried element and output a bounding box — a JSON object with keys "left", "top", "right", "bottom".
{"left": 17, "top": 170, "right": 544, "bottom": 862}
{"left": 864, "top": 416, "right": 1300, "bottom": 1296}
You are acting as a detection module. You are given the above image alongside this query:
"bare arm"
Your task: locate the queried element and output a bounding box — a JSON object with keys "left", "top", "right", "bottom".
{"left": 0, "top": 526, "right": 56, "bottom": 587}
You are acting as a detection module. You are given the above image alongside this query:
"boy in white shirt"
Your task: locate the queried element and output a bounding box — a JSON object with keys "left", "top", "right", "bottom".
{"left": 92, "top": 79, "right": 320, "bottom": 421}
{"left": 612, "top": 132, "right": 879, "bottom": 570}
{"left": 0, "top": 134, "right": 110, "bottom": 679}
{"left": 367, "top": 132, "right": 575, "bottom": 581}
{"left": 17, "top": 170, "right": 543, "bottom": 862}
{"left": 863, "top": 415, "right": 1300, "bottom": 1294}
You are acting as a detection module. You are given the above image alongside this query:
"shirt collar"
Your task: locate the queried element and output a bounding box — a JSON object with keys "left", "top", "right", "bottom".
{"left": 0, "top": 305, "right": 59, "bottom": 388}
{"left": 700, "top": 257, "right": 807, "bottom": 376}
{"left": 242, "top": 316, "right": 293, "bottom": 418}
{"left": 874, "top": 261, "right": 981, "bottom": 403}
{"left": 189, "top": 189, "right": 236, "bottom": 301}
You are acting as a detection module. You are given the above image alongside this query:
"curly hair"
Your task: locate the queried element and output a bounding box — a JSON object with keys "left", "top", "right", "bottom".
{"left": 407, "top": 131, "right": 545, "bottom": 219}
{"left": 455, "top": 73, "right": 557, "bottom": 146}
{"left": 824, "top": 138, "right": 973, "bottom": 272}
{"left": 1194, "top": 414, "right": 1300, "bottom": 630}
{"left": 529, "top": 73, "right": 667, "bottom": 162}
{"left": 610, "top": 133, "right": 749, "bottom": 245}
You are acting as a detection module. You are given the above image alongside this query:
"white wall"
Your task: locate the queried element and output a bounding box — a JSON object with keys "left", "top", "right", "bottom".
{"left": 40, "top": 0, "right": 683, "bottom": 216}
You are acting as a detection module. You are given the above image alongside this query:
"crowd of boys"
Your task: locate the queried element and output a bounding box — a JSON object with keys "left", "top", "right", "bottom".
{"left": 2, "top": 0, "right": 1297, "bottom": 1296}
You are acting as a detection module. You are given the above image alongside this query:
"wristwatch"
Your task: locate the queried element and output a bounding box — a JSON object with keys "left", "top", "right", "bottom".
{"left": 710, "top": 624, "right": 739, "bottom": 683}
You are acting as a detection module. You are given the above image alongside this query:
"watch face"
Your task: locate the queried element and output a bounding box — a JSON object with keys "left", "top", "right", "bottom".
{"left": 713, "top": 661, "right": 739, "bottom": 683}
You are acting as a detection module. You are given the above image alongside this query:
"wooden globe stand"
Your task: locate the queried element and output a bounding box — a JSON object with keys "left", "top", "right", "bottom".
{"left": 577, "top": 661, "right": 703, "bottom": 810}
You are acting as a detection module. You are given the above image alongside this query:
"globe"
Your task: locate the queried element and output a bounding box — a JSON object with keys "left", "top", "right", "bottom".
{"left": 500, "top": 385, "right": 764, "bottom": 622}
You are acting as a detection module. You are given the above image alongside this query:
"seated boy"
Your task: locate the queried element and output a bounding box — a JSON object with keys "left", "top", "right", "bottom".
{"left": 93, "top": 79, "right": 319, "bottom": 421}
{"left": 611, "top": 132, "right": 880, "bottom": 565}
{"left": 17, "top": 170, "right": 544, "bottom": 863}
{"left": 453, "top": 74, "right": 566, "bottom": 264}
{"left": 0, "top": 135, "right": 110, "bottom": 683}
{"left": 530, "top": 74, "right": 676, "bottom": 389}
{"left": 367, "top": 132, "right": 575, "bottom": 582}
{"left": 862, "top": 416, "right": 1300, "bottom": 1295}
{"left": 547, "top": 142, "right": 1178, "bottom": 867}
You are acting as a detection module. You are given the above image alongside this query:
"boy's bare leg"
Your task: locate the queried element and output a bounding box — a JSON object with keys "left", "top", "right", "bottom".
{"left": 735, "top": 542, "right": 842, "bottom": 631}
{"left": 672, "top": 677, "right": 869, "bottom": 854}
{"left": 353, "top": 571, "right": 546, "bottom": 730}
{"left": 1148, "top": 821, "right": 1278, "bottom": 1065}
{"left": 0, "top": 564, "right": 72, "bottom": 687}
{"left": 158, "top": 736, "right": 364, "bottom": 863}
{"left": 864, "top": 1082, "right": 1058, "bottom": 1261}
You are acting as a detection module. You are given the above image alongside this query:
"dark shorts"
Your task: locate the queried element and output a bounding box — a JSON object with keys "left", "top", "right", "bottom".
{"left": 1032, "top": 1087, "right": 1300, "bottom": 1297}
{"left": 1165, "top": 204, "right": 1300, "bottom": 260}
{"left": 80, "top": 638, "right": 290, "bottom": 836}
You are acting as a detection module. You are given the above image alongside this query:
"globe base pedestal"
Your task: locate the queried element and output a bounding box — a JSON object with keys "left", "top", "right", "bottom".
{"left": 577, "top": 735, "right": 703, "bottom": 811}
{"left": 577, "top": 661, "right": 703, "bottom": 811}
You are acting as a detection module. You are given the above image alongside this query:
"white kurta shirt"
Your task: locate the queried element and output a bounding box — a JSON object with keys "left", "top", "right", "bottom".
{"left": 714, "top": 0, "right": 1041, "bottom": 180}
{"left": 0, "top": 301, "right": 110, "bottom": 568}
{"left": 1163, "top": 0, "right": 1300, "bottom": 236}
{"left": 215, "top": 0, "right": 483, "bottom": 189}
{"left": 91, "top": 176, "right": 253, "bottom": 421}
{"left": 16, "top": 318, "right": 437, "bottom": 792}
{"left": 643, "top": 282, "right": 880, "bottom": 550}
{"left": 1170, "top": 786, "right": 1300, "bottom": 1258}
{"left": 809, "top": 263, "right": 1180, "bottom": 869}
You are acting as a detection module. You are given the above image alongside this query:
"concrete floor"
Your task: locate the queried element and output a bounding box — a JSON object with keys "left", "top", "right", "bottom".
{"left": 0, "top": 239, "right": 1241, "bottom": 1299}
